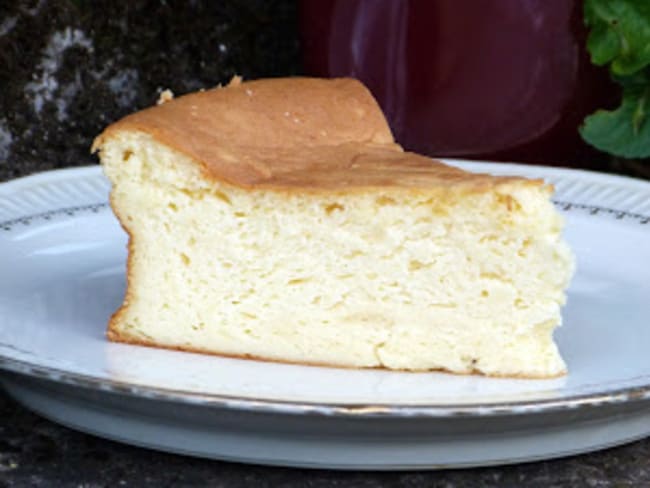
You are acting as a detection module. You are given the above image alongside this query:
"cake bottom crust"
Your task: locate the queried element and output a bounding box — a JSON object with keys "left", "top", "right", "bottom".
{"left": 107, "top": 327, "right": 566, "bottom": 380}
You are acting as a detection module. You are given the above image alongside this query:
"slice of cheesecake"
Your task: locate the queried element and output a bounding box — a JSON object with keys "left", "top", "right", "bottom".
{"left": 93, "top": 76, "right": 574, "bottom": 378}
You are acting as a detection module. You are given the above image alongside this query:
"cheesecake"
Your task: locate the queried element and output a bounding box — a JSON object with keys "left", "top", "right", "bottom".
{"left": 93, "top": 76, "right": 574, "bottom": 378}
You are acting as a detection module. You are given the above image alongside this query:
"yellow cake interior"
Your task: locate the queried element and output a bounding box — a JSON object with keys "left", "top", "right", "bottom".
{"left": 95, "top": 77, "right": 574, "bottom": 378}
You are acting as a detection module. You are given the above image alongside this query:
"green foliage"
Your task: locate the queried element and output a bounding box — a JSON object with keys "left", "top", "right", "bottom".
{"left": 581, "top": 0, "right": 650, "bottom": 158}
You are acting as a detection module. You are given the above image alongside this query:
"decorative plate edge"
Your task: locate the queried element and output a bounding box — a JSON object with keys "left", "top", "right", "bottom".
{"left": 1, "top": 165, "right": 649, "bottom": 231}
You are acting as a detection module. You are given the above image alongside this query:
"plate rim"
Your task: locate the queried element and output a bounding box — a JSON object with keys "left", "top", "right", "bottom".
{"left": 3, "top": 353, "right": 650, "bottom": 418}
{"left": 2, "top": 161, "right": 650, "bottom": 419}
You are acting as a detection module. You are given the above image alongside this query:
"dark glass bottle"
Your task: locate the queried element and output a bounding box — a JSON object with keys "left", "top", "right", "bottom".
{"left": 300, "top": 0, "right": 618, "bottom": 167}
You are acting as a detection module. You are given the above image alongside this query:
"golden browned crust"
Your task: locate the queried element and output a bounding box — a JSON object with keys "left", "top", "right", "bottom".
{"left": 93, "top": 76, "right": 543, "bottom": 192}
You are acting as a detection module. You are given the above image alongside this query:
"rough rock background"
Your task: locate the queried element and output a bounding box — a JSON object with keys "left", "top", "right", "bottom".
{"left": 0, "top": 0, "right": 299, "bottom": 181}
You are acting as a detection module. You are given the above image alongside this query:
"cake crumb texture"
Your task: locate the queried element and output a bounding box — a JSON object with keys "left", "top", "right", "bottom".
{"left": 95, "top": 77, "right": 575, "bottom": 378}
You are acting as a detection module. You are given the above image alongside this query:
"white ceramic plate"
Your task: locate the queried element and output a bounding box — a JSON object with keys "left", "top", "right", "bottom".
{"left": 1, "top": 161, "right": 649, "bottom": 470}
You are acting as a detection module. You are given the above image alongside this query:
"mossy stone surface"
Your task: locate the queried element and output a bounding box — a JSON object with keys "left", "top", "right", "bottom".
{"left": 0, "top": 0, "right": 300, "bottom": 181}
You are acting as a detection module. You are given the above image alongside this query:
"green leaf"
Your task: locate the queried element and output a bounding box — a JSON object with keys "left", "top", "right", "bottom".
{"left": 584, "top": 0, "right": 650, "bottom": 75}
{"left": 580, "top": 84, "right": 650, "bottom": 158}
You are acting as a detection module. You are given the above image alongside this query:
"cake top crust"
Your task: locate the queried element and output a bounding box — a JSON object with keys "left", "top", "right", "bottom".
{"left": 93, "top": 76, "right": 540, "bottom": 192}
